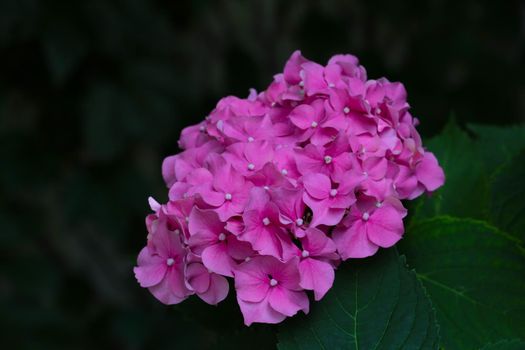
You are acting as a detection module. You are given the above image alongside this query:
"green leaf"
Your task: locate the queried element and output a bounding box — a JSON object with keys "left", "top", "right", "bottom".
{"left": 480, "top": 339, "right": 525, "bottom": 350}
{"left": 399, "top": 217, "right": 525, "bottom": 350}
{"left": 489, "top": 151, "right": 525, "bottom": 241}
{"left": 412, "top": 122, "right": 525, "bottom": 225}
{"left": 467, "top": 124, "right": 525, "bottom": 175}
{"left": 277, "top": 248, "right": 439, "bottom": 350}
{"left": 413, "top": 120, "right": 489, "bottom": 221}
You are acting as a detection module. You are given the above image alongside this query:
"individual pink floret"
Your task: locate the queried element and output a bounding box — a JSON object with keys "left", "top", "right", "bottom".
{"left": 134, "top": 213, "right": 192, "bottom": 304}
{"left": 332, "top": 197, "right": 406, "bottom": 259}
{"left": 234, "top": 256, "right": 309, "bottom": 326}
{"left": 297, "top": 228, "right": 338, "bottom": 300}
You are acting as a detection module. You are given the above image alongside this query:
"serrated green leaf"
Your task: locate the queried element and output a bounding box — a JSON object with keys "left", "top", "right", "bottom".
{"left": 489, "top": 151, "right": 525, "bottom": 241}
{"left": 412, "top": 122, "right": 525, "bottom": 225}
{"left": 480, "top": 339, "right": 525, "bottom": 350}
{"left": 413, "top": 120, "right": 490, "bottom": 222}
{"left": 277, "top": 248, "right": 439, "bottom": 350}
{"left": 399, "top": 217, "right": 525, "bottom": 350}
{"left": 467, "top": 124, "right": 525, "bottom": 175}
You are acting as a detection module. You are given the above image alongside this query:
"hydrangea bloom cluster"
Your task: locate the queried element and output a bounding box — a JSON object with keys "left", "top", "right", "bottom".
{"left": 134, "top": 51, "right": 445, "bottom": 325}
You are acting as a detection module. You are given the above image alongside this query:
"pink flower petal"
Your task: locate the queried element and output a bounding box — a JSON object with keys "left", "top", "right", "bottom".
{"left": 416, "top": 152, "right": 445, "bottom": 191}
{"left": 333, "top": 220, "right": 379, "bottom": 259}
{"left": 302, "top": 61, "right": 329, "bottom": 95}
{"left": 202, "top": 243, "right": 235, "bottom": 277}
{"left": 289, "top": 104, "right": 316, "bottom": 129}
{"left": 301, "top": 227, "right": 337, "bottom": 257}
{"left": 188, "top": 207, "right": 224, "bottom": 238}
{"left": 299, "top": 259, "right": 335, "bottom": 300}
{"left": 161, "top": 155, "right": 178, "bottom": 187}
{"left": 186, "top": 263, "right": 211, "bottom": 293}
{"left": 149, "top": 266, "right": 191, "bottom": 305}
{"left": 268, "top": 287, "right": 309, "bottom": 317}
{"left": 283, "top": 50, "right": 308, "bottom": 84}
{"left": 198, "top": 273, "right": 229, "bottom": 305}
{"left": 302, "top": 173, "right": 331, "bottom": 199}
{"left": 234, "top": 262, "right": 270, "bottom": 303}
{"left": 134, "top": 262, "right": 167, "bottom": 288}
{"left": 237, "top": 295, "right": 287, "bottom": 326}
{"left": 226, "top": 235, "right": 254, "bottom": 260}
{"left": 367, "top": 206, "right": 404, "bottom": 248}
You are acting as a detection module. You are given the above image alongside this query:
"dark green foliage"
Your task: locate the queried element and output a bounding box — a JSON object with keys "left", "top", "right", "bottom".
{"left": 399, "top": 217, "right": 525, "bottom": 349}
{"left": 489, "top": 151, "right": 525, "bottom": 241}
{"left": 467, "top": 124, "right": 525, "bottom": 175}
{"left": 277, "top": 249, "right": 439, "bottom": 349}
{"left": 413, "top": 120, "right": 490, "bottom": 220}
{"left": 481, "top": 339, "right": 525, "bottom": 350}
{"left": 276, "top": 106, "right": 525, "bottom": 350}
{"left": 404, "top": 119, "right": 525, "bottom": 348}
{"left": 411, "top": 121, "right": 525, "bottom": 224}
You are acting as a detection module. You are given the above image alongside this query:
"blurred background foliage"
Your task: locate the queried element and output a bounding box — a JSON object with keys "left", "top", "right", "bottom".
{"left": 0, "top": 0, "right": 523, "bottom": 349}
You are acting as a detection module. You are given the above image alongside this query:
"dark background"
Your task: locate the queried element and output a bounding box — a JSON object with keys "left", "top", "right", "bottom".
{"left": 0, "top": 0, "right": 523, "bottom": 349}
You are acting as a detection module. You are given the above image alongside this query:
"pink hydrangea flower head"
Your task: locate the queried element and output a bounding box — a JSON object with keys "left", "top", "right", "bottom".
{"left": 134, "top": 50, "right": 445, "bottom": 325}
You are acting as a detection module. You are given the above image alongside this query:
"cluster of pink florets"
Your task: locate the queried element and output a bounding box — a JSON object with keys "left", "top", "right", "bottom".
{"left": 134, "top": 51, "right": 445, "bottom": 325}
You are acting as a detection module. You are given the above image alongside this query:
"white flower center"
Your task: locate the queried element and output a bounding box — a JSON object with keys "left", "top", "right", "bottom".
{"left": 330, "top": 189, "right": 338, "bottom": 197}
{"left": 248, "top": 136, "right": 255, "bottom": 142}
{"left": 174, "top": 229, "right": 180, "bottom": 235}
{"left": 375, "top": 201, "right": 383, "bottom": 208}
{"left": 247, "top": 163, "right": 255, "bottom": 170}
{"left": 262, "top": 217, "right": 271, "bottom": 226}
{"left": 311, "top": 121, "right": 318, "bottom": 128}
{"left": 270, "top": 278, "right": 278, "bottom": 287}
{"left": 296, "top": 218, "right": 304, "bottom": 226}
{"left": 324, "top": 155, "right": 333, "bottom": 164}
{"left": 245, "top": 257, "right": 251, "bottom": 262}
{"left": 263, "top": 186, "right": 270, "bottom": 191}
{"left": 362, "top": 212, "right": 370, "bottom": 221}
{"left": 375, "top": 107, "right": 381, "bottom": 114}
{"left": 224, "top": 193, "right": 232, "bottom": 201}
{"left": 302, "top": 250, "right": 310, "bottom": 258}
{"left": 281, "top": 169, "right": 288, "bottom": 176}
{"left": 328, "top": 83, "right": 335, "bottom": 88}
{"left": 343, "top": 107, "right": 350, "bottom": 114}
{"left": 185, "top": 216, "right": 189, "bottom": 223}
{"left": 166, "top": 258, "right": 175, "bottom": 266}
{"left": 363, "top": 171, "right": 368, "bottom": 177}
{"left": 218, "top": 233, "right": 226, "bottom": 241}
